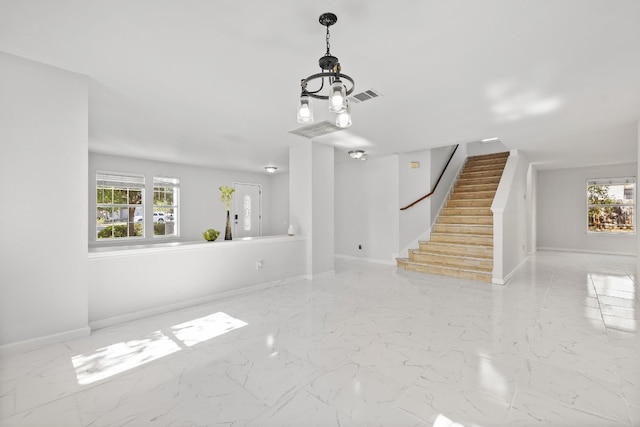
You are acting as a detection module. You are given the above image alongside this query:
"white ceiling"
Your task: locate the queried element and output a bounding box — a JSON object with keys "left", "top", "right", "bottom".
{"left": 1, "top": 0, "right": 639, "bottom": 173}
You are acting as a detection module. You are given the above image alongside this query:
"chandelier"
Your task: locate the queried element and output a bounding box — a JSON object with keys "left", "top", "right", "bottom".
{"left": 297, "top": 13, "right": 355, "bottom": 128}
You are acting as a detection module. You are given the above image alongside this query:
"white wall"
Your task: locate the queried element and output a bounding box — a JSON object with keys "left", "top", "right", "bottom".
{"left": 311, "top": 143, "right": 335, "bottom": 275}
{"left": 429, "top": 144, "right": 467, "bottom": 229}
{"left": 290, "top": 142, "right": 313, "bottom": 273}
{"left": 289, "top": 141, "right": 335, "bottom": 276}
{"left": 89, "top": 153, "right": 284, "bottom": 243}
{"left": 537, "top": 163, "right": 638, "bottom": 255}
{"left": 335, "top": 155, "right": 399, "bottom": 263}
{"left": 527, "top": 164, "right": 538, "bottom": 253}
{"left": 397, "top": 144, "right": 467, "bottom": 257}
{"left": 269, "top": 172, "right": 290, "bottom": 236}
{"left": 88, "top": 237, "right": 306, "bottom": 327}
{"left": 0, "top": 52, "right": 89, "bottom": 349}
{"left": 492, "top": 152, "right": 529, "bottom": 284}
{"left": 398, "top": 150, "right": 431, "bottom": 256}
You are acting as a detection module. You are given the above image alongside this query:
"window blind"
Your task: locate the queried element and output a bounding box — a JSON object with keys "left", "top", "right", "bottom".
{"left": 588, "top": 177, "right": 635, "bottom": 186}
{"left": 97, "top": 172, "right": 145, "bottom": 189}
{"left": 153, "top": 176, "right": 180, "bottom": 188}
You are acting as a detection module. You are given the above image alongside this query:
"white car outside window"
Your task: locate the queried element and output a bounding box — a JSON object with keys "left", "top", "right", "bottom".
{"left": 153, "top": 212, "right": 165, "bottom": 223}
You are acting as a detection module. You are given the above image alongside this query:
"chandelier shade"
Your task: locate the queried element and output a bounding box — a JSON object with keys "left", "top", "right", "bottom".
{"left": 336, "top": 101, "right": 352, "bottom": 128}
{"left": 297, "top": 13, "right": 355, "bottom": 127}
{"left": 328, "top": 79, "right": 347, "bottom": 113}
{"left": 297, "top": 94, "right": 314, "bottom": 124}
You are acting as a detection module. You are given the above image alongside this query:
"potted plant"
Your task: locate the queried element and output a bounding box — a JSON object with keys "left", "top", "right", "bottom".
{"left": 202, "top": 228, "right": 220, "bottom": 241}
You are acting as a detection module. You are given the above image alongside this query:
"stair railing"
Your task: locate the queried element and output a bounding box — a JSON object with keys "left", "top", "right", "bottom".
{"left": 400, "top": 144, "right": 459, "bottom": 211}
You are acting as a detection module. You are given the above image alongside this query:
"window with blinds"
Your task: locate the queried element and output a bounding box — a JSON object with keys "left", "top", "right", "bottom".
{"left": 587, "top": 177, "right": 635, "bottom": 233}
{"left": 96, "top": 172, "right": 145, "bottom": 239}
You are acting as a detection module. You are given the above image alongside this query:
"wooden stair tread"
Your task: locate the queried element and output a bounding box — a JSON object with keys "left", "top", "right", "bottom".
{"left": 397, "top": 258, "right": 492, "bottom": 282}
{"left": 412, "top": 241, "right": 493, "bottom": 252}
{"left": 456, "top": 178, "right": 501, "bottom": 184}
{"left": 430, "top": 236, "right": 493, "bottom": 246}
{"left": 398, "top": 257, "right": 491, "bottom": 269}
{"left": 441, "top": 208, "right": 492, "bottom": 215}
{"left": 409, "top": 250, "right": 492, "bottom": 261}
{"left": 468, "top": 152, "right": 509, "bottom": 159}
{"left": 418, "top": 241, "right": 493, "bottom": 257}
{"left": 450, "top": 192, "right": 496, "bottom": 196}
{"left": 418, "top": 240, "right": 492, "bottom": 248}
{"left": 433, "top": 226, "right": 492, "bottom": 231}
{"left": 432, "top": 231, "right": 493, "bottom": 237}
{"left": 454, "top": 187, "right": 499, "bottom": 192}
{"left": 446, "top": 200, "right": 493, "bottom": 207}
{"left": 439, "top": 216, "right": 493, "bottom": 219}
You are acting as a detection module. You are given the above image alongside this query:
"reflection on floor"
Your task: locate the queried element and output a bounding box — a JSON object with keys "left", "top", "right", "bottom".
{"left": 0, "top": 251, "right": 638, "bottom": 426}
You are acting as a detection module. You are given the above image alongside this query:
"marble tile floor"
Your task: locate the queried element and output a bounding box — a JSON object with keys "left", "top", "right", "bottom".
{"left": 0, "top": 251, "right": 638, "bottom": 426}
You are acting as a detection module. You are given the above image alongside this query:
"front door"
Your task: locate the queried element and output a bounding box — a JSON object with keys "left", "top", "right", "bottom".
{"left": 233, "top": 182, "right": 261, "bottom": 238}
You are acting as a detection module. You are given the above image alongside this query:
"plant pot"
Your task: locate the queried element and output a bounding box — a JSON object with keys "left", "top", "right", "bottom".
{"left": 225, "top": 210, "right": 232, "bottom": 240}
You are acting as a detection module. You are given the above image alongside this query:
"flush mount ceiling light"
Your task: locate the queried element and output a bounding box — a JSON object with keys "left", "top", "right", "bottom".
{"left": 264, "top": 166, "right": 278, "bottom": 173}
{"left": 297, "top": 13, "right": 355, "bottom": 128}
{"left": 348, "top": 150, "right": 365, "bottom": 159}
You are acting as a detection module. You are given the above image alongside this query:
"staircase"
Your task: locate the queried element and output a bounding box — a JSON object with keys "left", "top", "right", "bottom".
{"left": 397, "top": 152, "right": 510, "bottom": 282}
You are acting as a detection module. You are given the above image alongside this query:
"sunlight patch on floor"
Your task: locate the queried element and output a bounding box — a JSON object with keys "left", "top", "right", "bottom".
{"left": 72, "top": 312, "right": 248, "bottom": 385}
{"left": 591, "top": 273, "right": 637, "bottom": 332}
{"left": 71, "top": 330, "right": 181, "bottom": 385}
{"left": 171, "top": 312, "right": 248, "bottom": 347}
{"left": 433, "top": 414, "right": 466, "bottom": 427}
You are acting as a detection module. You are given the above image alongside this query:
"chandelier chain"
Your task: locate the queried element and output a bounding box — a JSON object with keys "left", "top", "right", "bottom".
{"left": 325, "top": 26, "right": 331, "bottom": 55}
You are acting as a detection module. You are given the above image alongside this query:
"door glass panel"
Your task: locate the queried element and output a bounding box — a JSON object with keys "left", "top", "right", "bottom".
{"left": 243, "top": 195, "right": 251, "bottom": 231}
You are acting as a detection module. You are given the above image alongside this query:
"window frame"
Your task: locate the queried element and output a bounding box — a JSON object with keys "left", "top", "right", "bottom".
{"left": 586, "top": 177, "right": 636, "bottom": 235}
{"left": 96, "top": 171, "right": 145, "bottom": 240}
{"left": 153, "top": 176, "right": 180, "bottom": 238}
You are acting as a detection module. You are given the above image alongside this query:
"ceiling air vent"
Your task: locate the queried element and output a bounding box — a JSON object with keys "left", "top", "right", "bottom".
{"left": 348, "top": 89, "right": 382, "bottom": 104}
{"left": 288, "top": 120, "right": 346, "bottom": 139}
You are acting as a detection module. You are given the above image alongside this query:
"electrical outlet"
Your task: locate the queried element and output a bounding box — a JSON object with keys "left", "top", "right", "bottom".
{"left": 256, "top": 261, "right": 263, "bottom": 269}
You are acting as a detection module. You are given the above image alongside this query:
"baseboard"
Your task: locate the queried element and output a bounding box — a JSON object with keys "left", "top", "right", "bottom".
{"left": 0, "top": 326, "right": 91, "bottom": 357}
{"left": 305, "top": 270, "right": 336, "bottom": 281}
{"left": 335, "top": 254, "right": 397, "bottom": 266}
{"left": 492, "top": 256, "right": 529, "bottom": 285}
{"left": 90, "top": 274, "right": 307, "bottom": 330}
{"left": 537, "top": 247, "right": 636, "bottom": 257}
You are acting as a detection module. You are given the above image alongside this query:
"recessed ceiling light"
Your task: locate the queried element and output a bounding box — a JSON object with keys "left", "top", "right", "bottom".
{"left": 264, "top": 166, "right": 278, "bottom": 173}
{"left": 481, "top": 137, "right": 500, "bottom": 143}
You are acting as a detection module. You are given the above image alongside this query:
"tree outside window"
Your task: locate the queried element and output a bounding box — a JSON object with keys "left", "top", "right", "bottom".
{"left": 96, "top": 172, "right": 144, "bottom": 239}
{"left": 587, "top": 178, "right": 635, "bottom": 233}
{"left": 153, "top": 177, "right": 179, "bottom": 237}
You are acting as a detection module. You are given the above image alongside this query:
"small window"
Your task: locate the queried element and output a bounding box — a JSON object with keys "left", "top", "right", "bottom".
{"left": 587, "top": 178, "right": 635, "bottom": 233}
{"left": 153, "top": 177, "right": 180, "bottom": 237}
{"left": 97, "top": 172, "right": 144, "bottom": 239}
